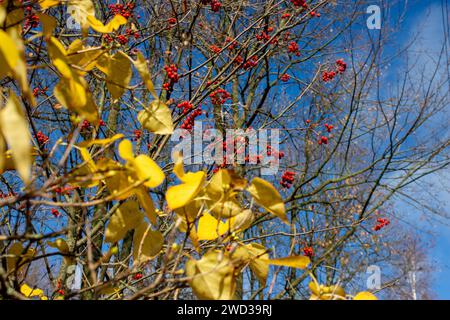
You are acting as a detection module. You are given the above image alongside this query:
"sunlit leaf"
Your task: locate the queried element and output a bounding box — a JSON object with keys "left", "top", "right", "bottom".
{"left": 247, "top": 177, "right": 288, "bottom": 224}
{"left": 138, "top": 100, "right": 174, "bottom": 135}
{"left": 105, "top": 201, "right": 144, "bottom": 243}
{"left": 197, "top": 212, "right": 229, "bottom": 241}
{"left": 105, "top": 51, "right": 132, "bottom": 100}
{"left": 20, "top": 284, "right": 48, "bottom": 300}
{"left": 133, "top": 51, "right": 157, "bottom": 98}
{"left": 353, "top": 291, "right": 377, "bottom": 300}
{"left": 261, "top": 255, "right": 310, "bottom": 269}
{"left": 87, "top": 14, "right": 127, "bottom": 33}
{"left": 133, "top": 223, "right": 164, "bottom": 264}
{"left": 0, "top": 91, "right": 32, "bottom": 184}
{"left": 186, "top": 250, "right": 236, "bottom": 300}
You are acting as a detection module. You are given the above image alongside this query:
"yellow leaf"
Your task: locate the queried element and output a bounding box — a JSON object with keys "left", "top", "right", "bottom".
{"left": 105, "top": 51, "right": 132, "bottom": 100}
{"left": 105, "top": 201, "right": 144, "bottom": 243}
{"left": 118, "top": 139, "right": 134, "bottom": 161}
{"left": 133, "top": 223, "right": 164, "bottom": 264}
{"left": 247, "top": 177, "right": 288, "bottom": 224}
{"left": 47, "top": 238, "right": 74, "bottom": 265}
{"left": 131, "top": 155, "right": 165, "bottom": 188}
{"left": 186, "top": 251, "right": 236, "bottom": 300}
{"left": 36, "top": 13, "right": 56, "bottom": 39}
{"left": 0, "top": 91, "right": 32, "bottom": 184}
{"left": 197, "top": 213, "right": 229, "bottom": 241}
{"left": 309, "top": 281, "right": 346, "bottom": 300}
{"left": 0, "top": 30, "right": 34, "bottom": 105}
{"left": 232, "top": 243, "right": 269, "bottom": 284}
{"left": 0, "top": 5, "right": 5, "bottom": 26}
{"left": 166, "top": 152, "right": 205, "bottom": 210}
{"left": 66, "top": 40, "right": 105, "bottom": 73}
{"left": 166, "top": 172, "right": 206, "bottom": 210}
{"left": 118, "top": 139, "right": 165, "bottom": 189}
{"left": 68, "top": 0, "right": 95, "bottom": 35}
{"left": 138, "top": 100, "right": 174, "bottom": 135}
{"left": 133, "top": 51, "right": 157, "bottom": 98}
{"left": 87, "top": 14, "right": 127, "bottom": 33}
{"left": 353, "top": 291, "right": 377, "bottom": 300}
{"left": 6, "top": 242, "right": 35, "bottom": 273}
{"left": 39, "top": 0, "right": 61, "bottom": 9}
{"left": 206, "top": 169, "right": 245, "bottom": 218}
{"left": 230, "top": 209, "right": 254, "bottom": 232}
{"left": 20, "top": 284, "right": 47, "bottom": 300}
{"left": 78, "top": 134, "right": 124, "bottom": 148}
{"left": 54, "top": 78, "right": 99, "bottom": 123}
{"left": 135, "top": 187, "right": 158, "bottom": 225}
{"left": 261, "top": 255, "right": 310, "bottom": 269}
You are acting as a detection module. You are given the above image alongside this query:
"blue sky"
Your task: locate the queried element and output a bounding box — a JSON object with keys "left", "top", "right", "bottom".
{"left": 387, "top": 0, "right": 450, "bottom": 299}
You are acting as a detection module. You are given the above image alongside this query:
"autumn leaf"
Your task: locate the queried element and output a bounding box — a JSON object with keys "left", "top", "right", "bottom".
{"left": 133, "top": 51, "right": 158, "bottom": 98}
{"left": 261, "top": 255, "right": 310, "bottom": 269}
{"left": 0, "top": 30, "right": 34, "bottom": 105}
{"left": 206, "top": 169, "right": 246, "bottom": 218}
{"left": 186, "top": 250, "right": 236, "bottom": 300}
{"left": 353, "top": 291, "right": 377, "bottom": 300}
{"left": 105, "top": 201, "right": 144, "bottom": 243}
{"left": 87, "top": 14, "right": 127, "bottom": 33}
{"left": 20, "top": 284, "right": 48, "bottom": 300}
{"left": 247, "top": 177, "right": 288, "bottom": 224}
{"left": 0, "top": 91, "right": 33, "bottom": 184}
{"left": 197, "top": 212, "right": 229, "bottom": 241}
{"left": 133, "top": 223, "right": 164, "bottom": 264}
{"left": 309, "top": 281, "right": 346, "bottom": 300}
{"left": 39, "top": 0, "right": 61, "bottom": 9}
{"left": 104, "top": 51, "right": 132, "bottom": 100}
{"left": 138, "top": 100, "right": 174, "bottom": 135}
{"left": 166, "top": 153, "right": 206, "bottom": 210}
{"left": 6, "top": 242, "right": 35, "bottom": 273}
{"left": 232, "top": 243, "right": 269, "bottom": 284}
{"left": 48, "top": 238, "right": 74, "bottom": 265}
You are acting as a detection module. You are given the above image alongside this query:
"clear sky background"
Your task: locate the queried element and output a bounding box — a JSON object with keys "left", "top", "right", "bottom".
{"left": 387, "top": 0, "right": 450, "bottom": 299}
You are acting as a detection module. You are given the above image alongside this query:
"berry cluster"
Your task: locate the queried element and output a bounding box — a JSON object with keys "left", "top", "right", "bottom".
{"left": 288, "top": 41, "right": 300, "bottom": 56}
{"left": 243, "top": 55, "right": 258, "bottom": 70}
{"left": 210, "top": 45, "right": 222, "bottom": 54}
{"left": 280, "top": 171, "right": 295, "bottom": 188}
{"left": 0, "top": 191, "right": 15, "bottom": 199}
{"left": 163, "top": 64, "right": 180, "bottom": 91}
{"left": 225, "top": 37, "right": 239, "bottom": 51}
{"left": 266, "top": 145, "right": 285, "bottom": 159}
{"left": 324, "top": 123, "right": 334, "bottom": 132}
{"left": 256, "top": 26, "right": 277, "bottom": 44}
{"left": 177, "top": 101, "right": 194, "bottom": 114}
{"left": 280, "top": 74, "right": 291, "bottom": 82}
{"left": 108, "top": 2, "right": 135, "bottom": 19}
{"left": 167, "top": 17, "right": 177, "bottom": 27}
{"left": 202, "top": 0, "right": 222, "bottom": 12}
{"left": 290, "top": 0, "right": 308, "bottom": 8}
{"left": 36, "top": 131, "right": 49, "bottom": 145}
{"left": 180, "top": 107, "right": 202, "bottom": 131}
{"left": 336, "top": 59, "right": 347, "bottom": 73}
{"left": 33, "top": 86, "right": 48, "bottom": 97}
{"left": 209, "top": 88, "right": 231, "bottom": 106}
{"left": 318, "top": 136, "right": 328, "bottom": 145}
{"left": 303, "top": 246, "right": 314, "bottom": 258}
{"left": 133, "top": 130, "right": 142, "bottom": 141}
{"left": 51, "top": 208, "right": 61, "bottom": 218}
{"left": 322, "top": 59, "right": 347, "bottom": 82}
{"left": 373, "top": 218, "right": 390, "bottom": 231}
{"left": 24, "top": 6, "right": 39, "bottom": 29}
{"left": 55, "top": 186, "right": 76, "bottom": 195}
{"left": 133, "top": 273, "right": 143, "bottom": 280}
